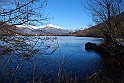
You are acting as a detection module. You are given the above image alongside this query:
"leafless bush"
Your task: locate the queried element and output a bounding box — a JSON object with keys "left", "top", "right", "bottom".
{"left": 81, "top": 0, "right": 124, "bottom": 82}
{"left": 0, "top": 36, "right": 59, "bottom": 83}
{"left": 0, "top": 0, "right": 61, "bottom": 83}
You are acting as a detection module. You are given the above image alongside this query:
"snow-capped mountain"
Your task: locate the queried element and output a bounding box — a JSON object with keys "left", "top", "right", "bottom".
{"left": 74, "top": 28, "right": 85, "bottom": 32}
{"left": 16, "top": 24, "right": 73, "bottom": 35}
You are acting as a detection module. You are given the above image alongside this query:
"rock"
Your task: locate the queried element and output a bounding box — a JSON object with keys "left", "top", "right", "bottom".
{"left": 85, "top": 42, "right": 110, "bottom": 56}
{"left": 85, "top": 42, "right": 124, "bottom": 59}
{"left": 85, "top": 42, "right": 96, "bottom": 51}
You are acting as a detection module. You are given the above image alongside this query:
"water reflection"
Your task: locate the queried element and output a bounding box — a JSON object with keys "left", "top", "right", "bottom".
{"left": 0, "top": 36, "right": 102, "bottom": 83}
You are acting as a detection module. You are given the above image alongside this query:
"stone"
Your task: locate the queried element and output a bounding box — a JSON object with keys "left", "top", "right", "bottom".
{"left": 85, "top": 42, "right": 96, "bottom": 51}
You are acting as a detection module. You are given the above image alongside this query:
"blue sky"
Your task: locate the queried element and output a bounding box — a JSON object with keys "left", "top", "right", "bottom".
{"left": 44, "top": 0, "right": 92, "bottom": 29}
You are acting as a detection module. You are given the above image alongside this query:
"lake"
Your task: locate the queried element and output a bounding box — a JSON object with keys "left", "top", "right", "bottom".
{"left": 0, "top": 36, "right": 106, "bottom": 82}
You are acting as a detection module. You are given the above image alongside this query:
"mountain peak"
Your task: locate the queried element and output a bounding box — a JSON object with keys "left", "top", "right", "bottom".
{"left": 15, "top": 24, "right": 73, "bottom": 35}
{"left": 45, "top": 24, "right": 61, "bottom": 29}
{"left": 16, "top": 24, "right": 61, "bottom": 29}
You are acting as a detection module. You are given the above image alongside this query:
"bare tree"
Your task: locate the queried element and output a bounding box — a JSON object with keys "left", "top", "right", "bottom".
{"left": 81, "top": 0, "right": 124, "bottom": 81}
{"left": 0, "top": 0, "right": 48, "bottom": 25}
{"left": 0, "top": 0, "right": 49, "bottom": 34}
{"left": 82, "top": 0, "right": 124, "bottom": 56}
{"left": 0, "top": 0, "right": 59, "bottom": 82}
{"left": 0, "top": 0, "right": 53, "bottom": 56}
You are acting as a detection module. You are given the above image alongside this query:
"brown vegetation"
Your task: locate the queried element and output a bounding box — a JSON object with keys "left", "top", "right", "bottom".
{"left": 71, "top": 12, "right": 124, "bottom": 38}
{"left": 0, "top": 22, "right": 17, "bottom": 35}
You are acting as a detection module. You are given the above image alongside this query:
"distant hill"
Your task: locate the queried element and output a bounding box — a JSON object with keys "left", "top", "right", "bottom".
{"left": 0, "top": 23, "right": 74, "bottom": 36}
{"left": 0, "top": 22, "right": 17, "bottom": 35}
{"left": 15, "top": 24, "right": 74, "bottom": 36}
{"left": 71, "top": 12, "right": 124, "bottom": 37}
{"left": 1, "top": 12, "right": 124, "bottom": 36}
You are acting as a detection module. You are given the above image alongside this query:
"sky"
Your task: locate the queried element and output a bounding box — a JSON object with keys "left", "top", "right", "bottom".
{"left": 44, "top": 0, "right": 92, "bottom": 30}
{"left": 0, "top": 0, "right": 92, "bottom": 30}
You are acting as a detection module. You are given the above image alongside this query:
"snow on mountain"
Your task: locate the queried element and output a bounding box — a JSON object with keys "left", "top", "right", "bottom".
{"left": 16, "top": 24, "right": 61, "bottom": 29}
{"left": 45, "top": 24, "right": 61, "bottom": 29}
{"left": 17, "top": 25, "right": 43, "bottom": 29}
{"left": 74, "top": 28, "right": 85, "bottom": 32}
{"left": 15, "top": 25, "right": 36, "bottom": 35}
{"left": 16, "top": 24, "right": 72, "bottom": 35}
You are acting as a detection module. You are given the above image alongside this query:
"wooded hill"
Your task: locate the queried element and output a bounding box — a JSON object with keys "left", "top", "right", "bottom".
{"left": 0, "top": 12, "right": 124, "bottom": 37}
{"left": 0, "top": 22, "right": 17, "bottom": 36}
{"left": 70, "top": 12, "right": 124, "bottom": 38}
